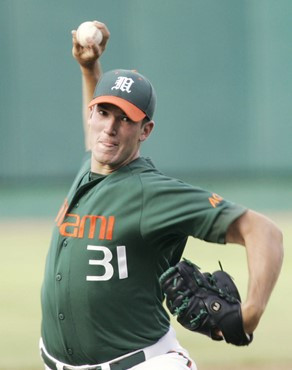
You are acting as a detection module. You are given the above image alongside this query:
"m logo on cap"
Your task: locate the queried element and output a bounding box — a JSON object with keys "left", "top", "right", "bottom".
{"left": 111, "top": 77, "right": 134, "bottom": 93}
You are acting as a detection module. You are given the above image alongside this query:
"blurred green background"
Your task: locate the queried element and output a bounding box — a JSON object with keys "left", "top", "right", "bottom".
{"left": 1, "top": 0, "right": 292, "bottom": 183}
{"left": 0, "top": 0, "right": 291, "bottom": 369}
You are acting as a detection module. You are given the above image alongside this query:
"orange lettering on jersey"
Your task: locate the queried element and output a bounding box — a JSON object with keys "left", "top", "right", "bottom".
{"left": 208, "top": 193, "right": 223, "bottom": 208}
{"left": 55, "top": 198, "right": 69, "bottom": 227}
{"left": 56, "top": 203, "right": 116, "bottom": 240}
{"left": 78, "top": 215, "right": 107, "bottom": 239}
{"left": 59, "top": 213, "right": 80, "bottom": 237}
{"left": 106, "top": 216, "right": 115, "bottom": 240}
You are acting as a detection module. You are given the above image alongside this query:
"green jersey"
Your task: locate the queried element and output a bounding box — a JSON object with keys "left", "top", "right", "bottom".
{"left": 41, "top": 156, "right": 246, "bottom": 365}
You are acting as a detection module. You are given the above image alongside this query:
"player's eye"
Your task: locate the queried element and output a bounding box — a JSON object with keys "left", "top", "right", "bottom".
{"left": 121, "top": 115, "right": 133, "bottom": 123}
{"left": 98, "top": 109, "right": 107, "bottom": 116}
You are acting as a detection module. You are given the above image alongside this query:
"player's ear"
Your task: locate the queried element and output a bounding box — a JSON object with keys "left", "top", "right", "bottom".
{"left": 139, "top": 120, "right": 155, "bottom": 142}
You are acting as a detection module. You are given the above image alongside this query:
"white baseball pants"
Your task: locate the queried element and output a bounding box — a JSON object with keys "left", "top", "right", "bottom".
{"left": 42, "top": 327, "right": 197, "bottom": 370}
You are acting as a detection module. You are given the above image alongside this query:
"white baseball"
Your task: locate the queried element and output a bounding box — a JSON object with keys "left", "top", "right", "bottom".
{"left": 76, "top": 21, "right": 103, "bottom": 47}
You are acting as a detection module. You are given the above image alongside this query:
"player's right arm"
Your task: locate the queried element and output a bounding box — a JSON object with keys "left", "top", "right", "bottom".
{"left": 72, "top": 21, "right": 110, "bottom": 151}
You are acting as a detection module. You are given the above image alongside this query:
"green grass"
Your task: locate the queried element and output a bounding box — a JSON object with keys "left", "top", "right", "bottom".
{"left": 0, "top": 219, "right": 53, "bottom": 370}
{"left": 0, "top": 213, "right": 291, "bottom": 370}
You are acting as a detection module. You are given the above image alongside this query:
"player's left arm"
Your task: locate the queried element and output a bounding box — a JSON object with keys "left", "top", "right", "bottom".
{"left": 226, "top": 209, "right": 284, "bottom": 334}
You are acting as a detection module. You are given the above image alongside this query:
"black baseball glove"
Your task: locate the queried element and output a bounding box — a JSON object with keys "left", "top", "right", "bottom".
{"left": 159, "top": 259, "right": 253, "bottom": 346}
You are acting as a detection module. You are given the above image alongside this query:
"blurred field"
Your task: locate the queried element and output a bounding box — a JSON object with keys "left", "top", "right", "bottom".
{"left": 0, "top": 212, "right": 291, "bottom": 370}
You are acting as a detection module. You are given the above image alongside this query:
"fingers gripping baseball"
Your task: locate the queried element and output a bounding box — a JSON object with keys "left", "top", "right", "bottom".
{"left": 72, "top": 20, "right": 110, "bottom": 68}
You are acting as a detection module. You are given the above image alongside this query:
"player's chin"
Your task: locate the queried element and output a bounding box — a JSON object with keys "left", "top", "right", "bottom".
{"left": 93, "top": 145, "right": 115, "bottom": 158}
{"left": 92, "top": 151, "right": 119, "bottom": 166}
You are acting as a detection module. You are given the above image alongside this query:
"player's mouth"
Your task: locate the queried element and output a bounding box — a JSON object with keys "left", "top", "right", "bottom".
{"left": 98, "top": 141, "right": 119, "bottom": 149}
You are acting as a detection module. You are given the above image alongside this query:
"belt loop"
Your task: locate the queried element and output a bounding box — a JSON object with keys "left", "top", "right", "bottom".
{"left": 56, "top": 365, "right": 64, "bottom": 370}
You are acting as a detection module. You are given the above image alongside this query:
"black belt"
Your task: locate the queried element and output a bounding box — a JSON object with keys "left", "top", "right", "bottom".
{"left": 41, "top": 348, "right": 146, "bottom": 370}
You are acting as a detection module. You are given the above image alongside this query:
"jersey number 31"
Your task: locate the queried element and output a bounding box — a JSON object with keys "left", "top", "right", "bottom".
{"left": 86, "top": 245, "right": 128, "bottom": 281}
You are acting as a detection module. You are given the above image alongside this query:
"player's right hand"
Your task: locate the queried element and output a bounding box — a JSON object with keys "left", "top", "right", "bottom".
{"left": 71, "top": 21, "right": 110, "bottom": 69}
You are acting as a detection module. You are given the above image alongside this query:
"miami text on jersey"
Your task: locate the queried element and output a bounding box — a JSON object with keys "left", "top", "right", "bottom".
{"left": 55, "top": 198, "right": 115, "bottom": 240}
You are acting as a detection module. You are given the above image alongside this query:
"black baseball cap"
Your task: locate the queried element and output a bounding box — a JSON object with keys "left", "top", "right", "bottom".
{"left": 88, "top": 69, "right": 156, "bottom": 122}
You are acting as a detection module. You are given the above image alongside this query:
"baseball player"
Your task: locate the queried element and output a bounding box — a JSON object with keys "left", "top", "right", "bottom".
{"left": 40, "top": 21, "right": 283, "bottom": 370}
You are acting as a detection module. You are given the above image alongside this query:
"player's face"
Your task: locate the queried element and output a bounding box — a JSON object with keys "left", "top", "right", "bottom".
{"left": 88, "top": 104, "right": 154, "bottom": 174}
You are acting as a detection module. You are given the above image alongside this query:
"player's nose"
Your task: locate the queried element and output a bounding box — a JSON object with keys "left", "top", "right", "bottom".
{"left": 103, "top": 117, "right": 118, "bottom": 135}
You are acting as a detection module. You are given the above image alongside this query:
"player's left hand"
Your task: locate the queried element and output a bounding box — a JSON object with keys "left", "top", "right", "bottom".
{"left": 160, "top": 259, "right": 254, "bottom": 346}
{"left": 72, "top": 21, "right": 110, "bottom": 69}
